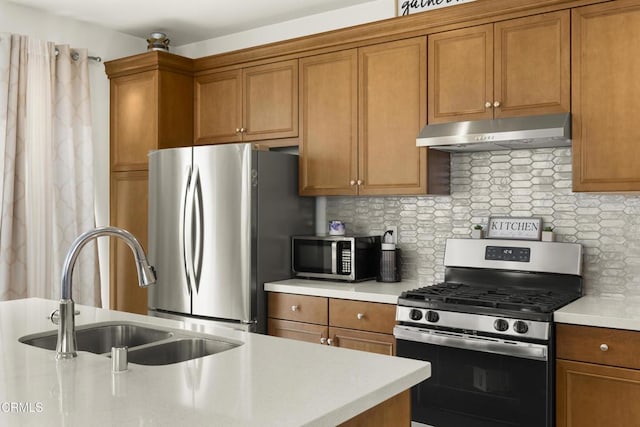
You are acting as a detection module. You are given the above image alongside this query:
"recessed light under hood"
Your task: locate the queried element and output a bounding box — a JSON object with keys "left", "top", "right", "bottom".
{"left": 416, "top": 113, "right": 571, "bottom": 152}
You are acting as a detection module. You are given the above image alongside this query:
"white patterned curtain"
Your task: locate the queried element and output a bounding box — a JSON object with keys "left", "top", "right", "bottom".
{"left": 0, "top": 33, "right": 99, "bottom": 306}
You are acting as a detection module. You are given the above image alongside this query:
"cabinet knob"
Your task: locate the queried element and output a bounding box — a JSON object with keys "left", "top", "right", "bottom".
{"left": 485, "top": 101, "right": 492, "bottom": 108}
{"left": 493, "top": 101, "right": 501, "bottom": 108}
{"left": 320, "top": 337, "right": 327, "bottom": 344}
{"left": 357, "top": 180, "right": 363, "bottom": 186}
{"left": 356, "top": 313, "right": 365, "bottom": 320}
{"left": 241, "top": 127, "right": 246, "bottom": 133}
{"left": 291, "top": 305, "right": 299, "bottom": 312}
{"left": 350, "top": 180, "right": 356, "bottom": 186}
{"left": 600, "top": 343, "right": 609, "bottom": 352}
{"left": 235, "top": 128, "right": 241, "bottom": 133}
{"left": 327, "top": 338, "right": 333, "bottom": 346}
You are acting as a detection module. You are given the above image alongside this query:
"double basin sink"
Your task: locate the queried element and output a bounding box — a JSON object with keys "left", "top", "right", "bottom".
{"left": 19, "top": 321, "right": 242, "bottom": 365}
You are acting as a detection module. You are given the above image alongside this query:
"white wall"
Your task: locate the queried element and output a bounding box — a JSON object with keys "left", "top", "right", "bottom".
{"left": 174, "top": 0, "right": 395, "bottom": 57}
{"left": 0, "top": 0, "right": 146, "bottom": 307}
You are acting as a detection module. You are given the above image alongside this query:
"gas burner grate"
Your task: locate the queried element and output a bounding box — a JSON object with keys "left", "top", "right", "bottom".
{"left": 403, "top": 282, "right": 576, "bottom": 314}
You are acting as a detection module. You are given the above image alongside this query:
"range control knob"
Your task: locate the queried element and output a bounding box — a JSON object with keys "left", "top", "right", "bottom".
{"left": 494, "top": 319, "right": 509, "bottom": 332}
{"left": 426, "top": 311, "right": 440, "bottom": 323}
{"left": 409, "top": 309, "right": 423, "bottom": 321}
{"left": 513, "top": 320, "right": 529, "bottom": 334}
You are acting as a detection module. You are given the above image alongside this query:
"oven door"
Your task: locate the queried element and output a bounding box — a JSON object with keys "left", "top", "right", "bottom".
{"left": 394, "top": 325, "right": 551, "bottom": 427}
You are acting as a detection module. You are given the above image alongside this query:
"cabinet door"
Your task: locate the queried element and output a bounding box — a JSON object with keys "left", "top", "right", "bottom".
{"left": 428, "top": 24, "right": 493, "bottom": 124}
{"left": 110, "top": 171, "right": 148, "bottom": 314}
{"left": 556, "top": 359, "right": 640, "bottom": 427}
{"left": 494, "top": 11, "right": 570, "bottom": 118}
{"left": 267, "top": 292, "right": 328, "bottom": 324}
{"left": 194, "top": 70, "right": 243, "bottom": 144}
{"left": 358, "top": 38, "right": 428, "bottom": 195}
{"left": 572, "top": 1, "right": 640, "bottom": 191}
{"left": 299, "top": 50, "right": 358, "bottom": 196}
{"left": 329, "top": 327, "right": 395, "bottom": 356}
{"left": 243, "top": 60, "right": 298, "bottom": 141}
{"left": 268, "top": 318, "right": 327, "bottom": 345}
{"left": 110, "top": 71, "right": 158, "bottom": 171}
{"left": 329, "top": 299, "right": 396, "bottom": 334}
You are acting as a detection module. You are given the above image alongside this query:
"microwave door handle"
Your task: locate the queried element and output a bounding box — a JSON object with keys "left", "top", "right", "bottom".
{"left": 331, "top": 242, "right": 338, "bottom": 274}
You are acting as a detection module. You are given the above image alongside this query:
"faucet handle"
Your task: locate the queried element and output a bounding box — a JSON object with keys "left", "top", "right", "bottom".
{"left": 49, "top": 309, "right": 80, "bottom": 325}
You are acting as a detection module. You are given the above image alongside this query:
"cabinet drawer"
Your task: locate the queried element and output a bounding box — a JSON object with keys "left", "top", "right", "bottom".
{"left": 556, "top": 323, "right": 640, "bottom": 370}
{"left": 267, "top": 293, "right": 328, "bottom": 324}
{"left": 329, "top": 299, "right": 396, "bottom": 334}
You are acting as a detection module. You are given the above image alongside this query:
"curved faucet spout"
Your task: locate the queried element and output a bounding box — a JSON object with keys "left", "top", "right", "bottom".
{"left": 56, "top": 226, "right": 156, "bottom": 359}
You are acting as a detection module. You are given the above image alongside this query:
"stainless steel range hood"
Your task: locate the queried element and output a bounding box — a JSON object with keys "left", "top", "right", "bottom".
{"left": 416, "top": 113, "right": 571, "bottom": 152}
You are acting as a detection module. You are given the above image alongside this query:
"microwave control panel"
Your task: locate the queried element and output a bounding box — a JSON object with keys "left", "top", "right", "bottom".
{"left": 341, "top": 249, "right": 351, "bottom": 273}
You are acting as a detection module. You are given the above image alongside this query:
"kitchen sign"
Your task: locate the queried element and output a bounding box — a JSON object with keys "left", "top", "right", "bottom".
{"left": 486, "top": 217, "right": 542, "bottom": 241}
{"left": 396, "top": 0, "right": 477, "bottom": 16}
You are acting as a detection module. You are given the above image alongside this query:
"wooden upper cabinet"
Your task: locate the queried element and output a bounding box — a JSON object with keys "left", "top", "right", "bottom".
{"left": 494, "top": 11, "right": 570, "bottom": 118}
{"left": 194, "top": 70, "right": 243, "bottom": 144}
{"left": 108, "top": 53, "right": 194, "bottom": 171}
{"left": 429, "top": 24, "right": 494, "bottom": 124}
{"left": 428, "top": 11, "right": 570, "bottom": 124}
{"left": 243, "top": 61, "right": 298, "bottom": 141}
{"left": 572, "top": 0, "right": 640, "bottom": 192}
{"left": 299, "top": 38, "right": 449, "bottom": 196}
{"left": 359, "top": 37, "right": 431, "bottom": 195}
{"left": 299, "top": 50, "right": 358, "bottom": 196}
{"left": 194, "top": 59, "right": 298, "bottom": 145}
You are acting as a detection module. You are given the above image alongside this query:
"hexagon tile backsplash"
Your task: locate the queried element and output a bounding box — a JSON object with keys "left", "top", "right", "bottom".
{"left": 326, "top": 148, "right": 640, "bottom": 298}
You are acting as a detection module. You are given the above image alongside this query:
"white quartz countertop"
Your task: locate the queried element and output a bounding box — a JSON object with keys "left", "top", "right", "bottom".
{"left": 555, "top": 295, "right": 640, "bottom": 331}
{"left": 264, "top": 279, "right": 421, "bottom": 304}
{"left": 0, "top": 298, "right": 430, "bottom": 427}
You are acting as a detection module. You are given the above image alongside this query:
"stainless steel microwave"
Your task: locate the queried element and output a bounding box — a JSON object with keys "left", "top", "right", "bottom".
{"left": 291, "top": 235, "right": 380, "bottom": 282}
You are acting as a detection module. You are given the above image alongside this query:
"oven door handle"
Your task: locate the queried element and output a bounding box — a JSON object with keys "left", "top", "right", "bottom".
{"left": 394, "top": 325, "right": 548, "bottom": 362}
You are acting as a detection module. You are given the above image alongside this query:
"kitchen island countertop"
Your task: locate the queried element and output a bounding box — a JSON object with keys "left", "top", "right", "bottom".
{"left": 555, "top": 295, "right": 640, "bottom": 332}
{"left": 0, "top": 298, "right": 429, "bottom": 426}
{"left": 264, "top": 278, "right": 423, "bottom": 304}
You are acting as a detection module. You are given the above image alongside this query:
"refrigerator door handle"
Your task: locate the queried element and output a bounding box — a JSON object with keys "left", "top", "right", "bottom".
{"left": 191, "top": 167, "right": 204, "bottom": 294}
{"left": 183, "top": 166, "right": 196, "bottom": 296}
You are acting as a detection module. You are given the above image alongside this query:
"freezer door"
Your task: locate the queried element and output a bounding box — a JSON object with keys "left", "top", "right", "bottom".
{"left": 148, "top": 147, "right": 193, "bottom": 314}
{"left": 191, "top": 144, "right": 253, "bottom": 322}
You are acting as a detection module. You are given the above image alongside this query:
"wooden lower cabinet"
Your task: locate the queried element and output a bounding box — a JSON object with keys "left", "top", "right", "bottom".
{"left": 110, "top": 171, "right": 149, "bottom": 314}
{"left": 339, "top": 390, "right": 410, "bottom": 427}
{"left": 556, "top": 323, "right": 640, "bottom": 426}
{"left": 268, "top": 318, "right": 327, "bottom": 344}
{"left": 267, "top": 292, "right": 396, "bottom": 353}
{"left": 330, "top": 327, "right": 395, "bottom": 356}
{"left": 267, "top": 292, "right": 406, "bottom": 426}
{"left": 556, "top": 359, "right": 640, "bottom": 427}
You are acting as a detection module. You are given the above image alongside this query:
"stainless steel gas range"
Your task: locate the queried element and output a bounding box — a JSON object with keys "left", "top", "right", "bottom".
{"left": 394, "top": 238, "right": 583, "bottom": 427}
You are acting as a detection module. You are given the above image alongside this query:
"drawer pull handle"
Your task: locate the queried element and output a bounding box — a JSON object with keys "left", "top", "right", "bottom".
{"left": 291, "top": 305, "right": 299, "bottom": 312}
{"left": 600, "top": 343, "right": 609, "bottom": 352}
{"left": 356, "top": 313, "right": 365, "bottom": 320}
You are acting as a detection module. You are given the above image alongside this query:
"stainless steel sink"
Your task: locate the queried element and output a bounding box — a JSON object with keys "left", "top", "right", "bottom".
{"left": 19, "top": 321, "right": 243, "bottom": 365}
{"left": 19, "top": 322, "right": 174, "bottom": 354}
{"left": 126, "top": 337, "right": 240, "bottom": 365}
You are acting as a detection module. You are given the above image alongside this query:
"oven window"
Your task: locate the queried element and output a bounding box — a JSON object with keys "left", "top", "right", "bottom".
{"left": 293, "top": 240, "right": 333, "bottom": 274}
{"left": 398, "top": 339, "right": 550, "bottom": 427}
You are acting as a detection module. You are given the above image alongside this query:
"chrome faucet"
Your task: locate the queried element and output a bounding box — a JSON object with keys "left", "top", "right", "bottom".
{"left": 56, "top": 226, "right": 156, "bottom": 359}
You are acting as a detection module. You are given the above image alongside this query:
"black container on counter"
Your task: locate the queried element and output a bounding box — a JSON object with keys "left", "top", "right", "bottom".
{"left": 377, "top": 230, "right": 401, "bottom": 283}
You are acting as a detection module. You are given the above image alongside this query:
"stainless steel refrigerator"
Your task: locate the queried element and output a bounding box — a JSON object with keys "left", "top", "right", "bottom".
{"left": 147, "top": 143, "right": 314, "bottom": 333}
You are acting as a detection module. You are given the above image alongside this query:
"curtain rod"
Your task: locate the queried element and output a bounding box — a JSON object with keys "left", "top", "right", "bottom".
{"left": 54, "top": 48, "right": 102, "bottom": 63}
